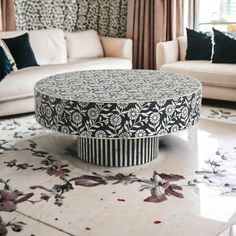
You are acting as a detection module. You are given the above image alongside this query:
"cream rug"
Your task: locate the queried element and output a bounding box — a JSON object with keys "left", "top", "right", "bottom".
{"left": 0, "top": 105, "right": 236, "bottom": 236}
{"left": 201, "top": 104, "right": 236, "bottom": 125}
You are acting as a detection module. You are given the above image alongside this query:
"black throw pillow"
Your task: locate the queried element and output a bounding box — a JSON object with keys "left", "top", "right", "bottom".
{"left": 186, "top": 28, "right": 212, "bottom": 60}
{"left": 2, "top": 33, "right": 38, "bottom": 69}
{"left": 0, "top": 47, "right": 13, "bottom": 82}
{"left": 212, "top": 28, "right": 236, "bottom": 63}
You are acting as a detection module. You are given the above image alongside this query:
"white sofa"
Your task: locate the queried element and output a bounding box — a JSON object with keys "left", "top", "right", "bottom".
{"left": 0, "top": 29, "right": 132, "bottom": 117}
{"left": 156, "top": 36, "right": 236, "bottom": 102}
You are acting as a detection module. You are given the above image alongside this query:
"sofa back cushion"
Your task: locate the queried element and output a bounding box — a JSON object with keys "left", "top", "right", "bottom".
{"left": 0, "top": 29, "right": 67, "bottom": 65}
{"left": 2, "top": 33, "right": 39, "bottom": 69}
{"left": 28, "top": 29, "right": 67, "bottom": 65}
{"left": 0, "top": 39, "right": 17, "bottom": 70}
{"left": 178, "top": 36, "right": 187, "bottom": 61}
{"left": 65, "top": 30, "right": 104, "bottom": 61}
{"left": 185, "top": 28, "right": 212, "bottom": 60}
{"left": 212, "top": 28, "right": 236, "bottom": 63}
{"left": 0, "top": 47, "right": 13, "bottom": 81}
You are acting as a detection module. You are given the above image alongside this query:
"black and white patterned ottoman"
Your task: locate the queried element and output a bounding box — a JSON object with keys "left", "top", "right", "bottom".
{"left": 34, "top": 70, "right": 202, "bottom": 167}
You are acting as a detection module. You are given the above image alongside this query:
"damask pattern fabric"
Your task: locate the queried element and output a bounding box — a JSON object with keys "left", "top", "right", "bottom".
{"left": 14, "top": 0, "right": 127, "bottom": 38}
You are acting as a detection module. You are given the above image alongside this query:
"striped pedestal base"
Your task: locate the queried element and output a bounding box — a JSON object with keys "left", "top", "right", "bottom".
{"left": 77, "top": 136, "right": 159, "bottom": 167}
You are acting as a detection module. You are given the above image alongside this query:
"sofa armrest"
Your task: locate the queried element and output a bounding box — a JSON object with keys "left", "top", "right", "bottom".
{"left": 156, "top": 40, "right": 179, "bottom": 70}
{"left": 100, "top": 36, "right": 133, "bottom": 62}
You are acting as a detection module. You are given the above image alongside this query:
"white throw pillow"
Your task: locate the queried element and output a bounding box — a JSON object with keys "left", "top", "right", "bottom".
{"left": 66, "top": 29, "right": 104, "bottom": 61}
{"left": 28, "top": 29, "right": 67, "bottom": 65}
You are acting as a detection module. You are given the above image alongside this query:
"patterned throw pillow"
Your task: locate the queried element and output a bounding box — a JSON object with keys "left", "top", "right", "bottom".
{"left": 2, "top": 33, "right": 38, "bottom": 69}
{"left": 212, "top": 28, "right": 236, "bottom": 63}
{"left": 0, "top": 40, "right": 17, "bottom": 71}
{"left": 0, "top": 47, "right": 13, "bottom": 82}
{"left": 185, "top": 28, "right": 212, "bottom": 60}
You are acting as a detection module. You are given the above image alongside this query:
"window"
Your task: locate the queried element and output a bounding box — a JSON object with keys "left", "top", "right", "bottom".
{"left": 196, "top": 0, "right": 236, "bottom": 32}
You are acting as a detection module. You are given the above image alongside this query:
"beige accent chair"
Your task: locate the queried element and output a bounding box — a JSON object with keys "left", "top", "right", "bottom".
{"left": 0, "top": 29, "right": 132, "bottom": 117}
{"left": 156, "top": 36, "right": 236, "bottom": 102}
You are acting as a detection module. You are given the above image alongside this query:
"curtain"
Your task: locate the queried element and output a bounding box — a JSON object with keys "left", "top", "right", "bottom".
{"left": 14, "top": 0, "right": 128, "bottom": 38}
{"left": 0, "top": 0, "right": 16, "bottom": 31}
{"left": 127, "top": 0, "right": 184, "bottom": 69}
{"left": 186, "top": 0, "right": 198, "bottom": 30}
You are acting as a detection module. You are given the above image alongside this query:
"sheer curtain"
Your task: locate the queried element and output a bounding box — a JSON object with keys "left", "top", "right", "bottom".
{"left": 184, "top": 0, "right": 198, "bottom": 30}
{"left": 127, "top": 0, "right": 184, "bottom": 69}
{"left": 0, "top": 0, "right": 16, "bottom": 31}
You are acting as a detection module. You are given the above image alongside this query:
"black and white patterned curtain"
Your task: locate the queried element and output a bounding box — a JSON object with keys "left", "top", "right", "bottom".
{"left": 14, "top": 0, "right": 128, "bottom": 37}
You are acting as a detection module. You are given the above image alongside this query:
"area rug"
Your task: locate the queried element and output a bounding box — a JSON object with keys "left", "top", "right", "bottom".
{"left": 201, "top": 105, "right": 236, "bottom": 125}
{"left": 0, "top": 108, "right": 236, "bottom": 236}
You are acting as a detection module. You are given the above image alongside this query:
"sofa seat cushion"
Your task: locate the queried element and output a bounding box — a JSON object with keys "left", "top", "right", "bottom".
{"left": 68, "top": 57, "right": 132, "bottom": 70}
{"left": 161, "top": 61, "right": 236, "bottom": 88}
{"left": 0, "top": 57, "right": 132, "bottom": 102}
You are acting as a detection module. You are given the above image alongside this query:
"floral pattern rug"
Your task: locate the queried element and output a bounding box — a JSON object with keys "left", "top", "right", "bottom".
{"left": 201, "top": 105, "right": 236, "bottom": 125}
{"left": 0, "top": 107, "right": 236, "bottom": 236}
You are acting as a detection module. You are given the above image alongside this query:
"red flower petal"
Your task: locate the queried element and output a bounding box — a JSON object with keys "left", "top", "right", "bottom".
{"left": 117, "top": 198, "right": 125, "bottom": 202}
{"left": 157, "top": 173, "right": 184, "bottom": 181}
{"left": 72, "top": 175, "right": 107, "bottom": 187}
{"left": 0, "top": 190, "right": 18, "bottom": 201}
{"left": 0, "top": 200, "right": 16, "bottom": 212}
{"left": 15, "top": 193, "right": 34, "bottom": 204}
{"left": 153, "top": 220, "right": 162, "bottom": 224}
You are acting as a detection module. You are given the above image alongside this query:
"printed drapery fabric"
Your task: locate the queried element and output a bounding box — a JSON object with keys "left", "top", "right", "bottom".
{"left": 14, "top": 0, "right": 127, "bottom": 37}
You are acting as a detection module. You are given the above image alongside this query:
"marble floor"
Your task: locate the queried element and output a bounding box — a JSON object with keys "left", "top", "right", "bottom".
{"left": 0, "top": 104, "right": 236, "bottom": 236}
